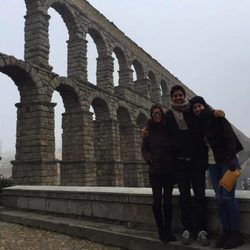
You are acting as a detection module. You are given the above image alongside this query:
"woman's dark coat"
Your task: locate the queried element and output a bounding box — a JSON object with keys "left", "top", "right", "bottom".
{"left": 203, "top": 115, "right": 243, "bottom": 163}
{"left": 141, "top": 119, "right": 173, "bottom": 175}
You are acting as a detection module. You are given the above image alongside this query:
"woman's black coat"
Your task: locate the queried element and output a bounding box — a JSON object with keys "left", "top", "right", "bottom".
{"left": 141, "top": 119, "right": 173, "bottom": 175}
{"left": 203, "top": 115, "right": 243, "bottom": 164}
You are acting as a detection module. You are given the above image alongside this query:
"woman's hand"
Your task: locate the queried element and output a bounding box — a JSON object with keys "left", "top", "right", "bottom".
{"left": 227, "top": 159, "right": 236, "bottom": 171}
{"left": 140, "top": 127, "right": 149, "bottom": 138}
{"left": 213, "top": 109, "right": 225, "bottom": 118}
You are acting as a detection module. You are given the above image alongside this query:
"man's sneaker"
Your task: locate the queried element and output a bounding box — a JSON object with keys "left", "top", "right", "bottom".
{"left": 182, "top": 230, "right": 191, "bottom": 245}
{"left": 197, "top": 230, "right": 210, "bottom": 246}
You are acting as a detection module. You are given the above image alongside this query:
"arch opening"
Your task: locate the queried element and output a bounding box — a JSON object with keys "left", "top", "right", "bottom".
{"left": 0, "top": 72, "right": 20, "bottom": 178}
{"left": 91, "top": 98, "right": 110, "bottom": 161}
{"left": 132, "top": 59, "right": 144, "bottom": 81}
{"left": 160, "top": 79, "right": 170, "bottom": 107}
{"left": 112, "top": 52, "right": 119, "bottom": 87}
{"left": 117, "top": 107, "right": 133, "bottom": 161}
{"left": 48, "top": 8, "right": 68, "bottom": 76}
{"left": 86, "top": 34, "right": 98, "bottom": 85}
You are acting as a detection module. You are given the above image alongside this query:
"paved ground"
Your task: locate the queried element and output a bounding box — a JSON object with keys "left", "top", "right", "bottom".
{"left": 0, "top": 221, "right": 123, "bottom": 250}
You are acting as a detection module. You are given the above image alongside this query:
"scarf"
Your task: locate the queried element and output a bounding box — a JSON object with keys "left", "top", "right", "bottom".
{"left": 171, "top": 100, "right": 190, "bottom": 130}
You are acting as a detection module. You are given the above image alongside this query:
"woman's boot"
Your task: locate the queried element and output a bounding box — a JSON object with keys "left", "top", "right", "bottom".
{"left": 163, "top": 203, "right": 176, "bottom": 242}
{"left": 223, "top": 230, "right": 242, "bottom": 249}
{"left": 152, "top": 205, "right": 167, "bottom": 242}
{"left": 215, "top": 230, "right": 230, "bottom": 248}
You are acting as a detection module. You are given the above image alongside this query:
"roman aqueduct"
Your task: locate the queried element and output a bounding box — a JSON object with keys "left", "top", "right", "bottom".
{"left": 0, "top": 0, "right": 228, "bottom": 187}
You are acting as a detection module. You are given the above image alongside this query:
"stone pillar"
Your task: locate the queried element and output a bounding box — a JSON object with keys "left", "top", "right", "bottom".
{"left": 133, "top": 125, "right": 150, "bottom": 187}
{"left": 162, "top": 90, "right": 171, "bottom": 108}
{"left": 94, "top": 119, "right": 124, "bottom": 186}
{"left": 151, "top": 82, "right": 162, "bottom": 104}
{"left": 67, "top": 38, "right": 88, "bottom": 81}
{"left": 12, "top": 102, "right": 58, "bottom": 185}
{"left": 60, "top": 111, "right": 96, "bottom": 186}
{"left": 118, "top": 66, "right": 134, "bottom": 90}
{"left": 96, "top": 56, "right": 114, "bottom": 94}
{"left": 134, "top": 78, "right": 151, "bottom": 99}
{"left": 118, "top": 123, "right": 145, "bottom": 187}
{"left": 24, "top": 9, "right": 52, "bottom": 70}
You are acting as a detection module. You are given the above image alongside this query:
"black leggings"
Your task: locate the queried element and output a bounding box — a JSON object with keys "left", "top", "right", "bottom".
{"left": 149, "top": 173, "right": 175, "bottom": 231}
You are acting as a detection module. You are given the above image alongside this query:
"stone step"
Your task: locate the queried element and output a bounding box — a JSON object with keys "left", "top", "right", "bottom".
{"left": 0, "top": 208, "right": 249, "bottom": 250}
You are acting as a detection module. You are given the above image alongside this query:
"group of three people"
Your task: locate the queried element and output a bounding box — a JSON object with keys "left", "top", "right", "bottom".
{"left": 141, "top": 85, "right": 243, "bottom": 249}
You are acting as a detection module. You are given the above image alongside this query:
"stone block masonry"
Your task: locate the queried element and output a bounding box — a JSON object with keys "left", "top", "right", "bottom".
{"left": 0, "top": 0, "right": 249, "bottom": 186}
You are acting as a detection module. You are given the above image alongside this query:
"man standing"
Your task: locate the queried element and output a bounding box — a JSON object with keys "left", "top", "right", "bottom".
{"left": 165, "top": 85, "right": 209, "bottom": 246}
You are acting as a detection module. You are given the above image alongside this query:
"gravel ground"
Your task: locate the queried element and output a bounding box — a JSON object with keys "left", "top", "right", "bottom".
{"left": 0, "top": 221, "right": 124, "bottom": 250}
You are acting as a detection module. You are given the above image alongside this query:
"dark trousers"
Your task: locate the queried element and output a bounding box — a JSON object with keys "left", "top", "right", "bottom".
{"left": 149, "top": 173, "right": 175, "bottom": 232}
{"left": 176, "top": 158, "right": 207, "bottom": 234}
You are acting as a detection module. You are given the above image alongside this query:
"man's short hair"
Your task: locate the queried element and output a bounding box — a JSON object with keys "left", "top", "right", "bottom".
{"left": 170, "top": 85, "right": 186, "bottom": 97}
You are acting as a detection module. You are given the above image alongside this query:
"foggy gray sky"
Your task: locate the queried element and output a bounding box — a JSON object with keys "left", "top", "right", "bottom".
{"left": 1, "top": 0, "right": 250, "bottom": 154}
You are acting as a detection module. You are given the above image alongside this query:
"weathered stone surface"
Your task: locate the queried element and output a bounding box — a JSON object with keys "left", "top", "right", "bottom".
{"left": 2, "top": 186, "right": 250, "bottom": 245}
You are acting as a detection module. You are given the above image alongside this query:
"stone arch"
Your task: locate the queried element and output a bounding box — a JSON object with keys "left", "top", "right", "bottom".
{"left": 45, "top": 0, "right": 81, "bottom": 40}
{"left": 86, "top": 27, "right": 111, "bottom": 87}
{"left": 113, "top": 47, "right": 127, "bottom": 69}
{"left": 131, "top": 59, "right": 148, "bottom": 97}
{"left": 117, "top": 106, "right": 132, "bottom": 123}
{"left": 135, "top": 110, "right": 148, "bottom": 159}
{"left": 87, "top": 92, "right": 112, "bottom": 118}
{"left": 87, "top": 27, "right": 108, "bottom": 57}
{"left": 131, "top": 59, "right": 144, "bottom": 81}
{"left": 24, "top": 0, "right": 86, "bottom": 79}
{"left": 0, "top": 56, "right": 44, "bottom": 103}
{"left": 0, "top": 56, "right": 39, "bottom": 163}
{"left": 136, "top": 112, "right": 148, "bottom": 129}
{"left": 0, "top": 55, "right": 60, "bottom": 184}
{"left": 160, "top": 79, "right": 170, "bottom": 108}
{"left": 117, "top": 106, "right": 133, "bottom": 161}
{"left": 147, "top": 70, "right": 161, "bottom": 103}
{"left": 48, "top": 77, "right": 83, "bottom": 109}
{"left": 91, "top": 97, "right": 110, "bottom": 161}
{"left": 117, "top": 105, "right": 143, "bottom": 186}
{"left": 48, "top": 77, "right": 85, "bottom": 167}
{"left": 47, "top": 1, "right": 87, "bottom": 79}
{"left": 114, "top": 101, "right": 133, "bottom": 123}
{"left": 55, "top": 84, "right": 80, "bottom": 113}
{"left": 78, "top": 24, "right": 113, "bottom": 91}
{"left": 90, "top": 97, "right": 110, "bottom": 121}
{"left": 113, "top": 47, "right": 132, "bottom": 88}
{"left": 87, "top": 95, "right": 121, "bottom": 186}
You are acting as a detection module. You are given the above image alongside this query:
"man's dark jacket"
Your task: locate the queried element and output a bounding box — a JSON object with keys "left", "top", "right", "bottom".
{"left": 164, "top": 110, "right": 205, "bottom": 160}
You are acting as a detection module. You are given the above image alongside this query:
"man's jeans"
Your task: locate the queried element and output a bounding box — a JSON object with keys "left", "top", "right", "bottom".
{"left": 176, "top": 158, "right": 207, "bottom": 234}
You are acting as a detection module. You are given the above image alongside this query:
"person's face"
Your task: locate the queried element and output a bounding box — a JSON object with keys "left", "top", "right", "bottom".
{"left": 151, "top": 108, "right": 163, "bottom": 123}
{"left": 171, "top": 90, "right": 185, "bottom": 104}
{"left": 192, "top": 103, "right": 205, "bottom": 116}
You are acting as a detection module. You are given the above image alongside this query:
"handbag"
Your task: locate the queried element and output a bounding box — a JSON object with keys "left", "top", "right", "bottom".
{"left": 219, "top": 169, "right": 241, "bottom": 192}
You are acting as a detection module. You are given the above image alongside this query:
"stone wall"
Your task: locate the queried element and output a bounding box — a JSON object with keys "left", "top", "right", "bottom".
{"left": 2, "top": 186, "right": 250, "bottom": 239}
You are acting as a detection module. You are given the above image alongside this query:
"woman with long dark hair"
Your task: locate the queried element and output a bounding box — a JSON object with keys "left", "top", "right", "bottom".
{"left": 141, "top": 104, "right": 176, "bottom": 242}
{"left": 190, "top": 96, "right": 243, "bottom": 249}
